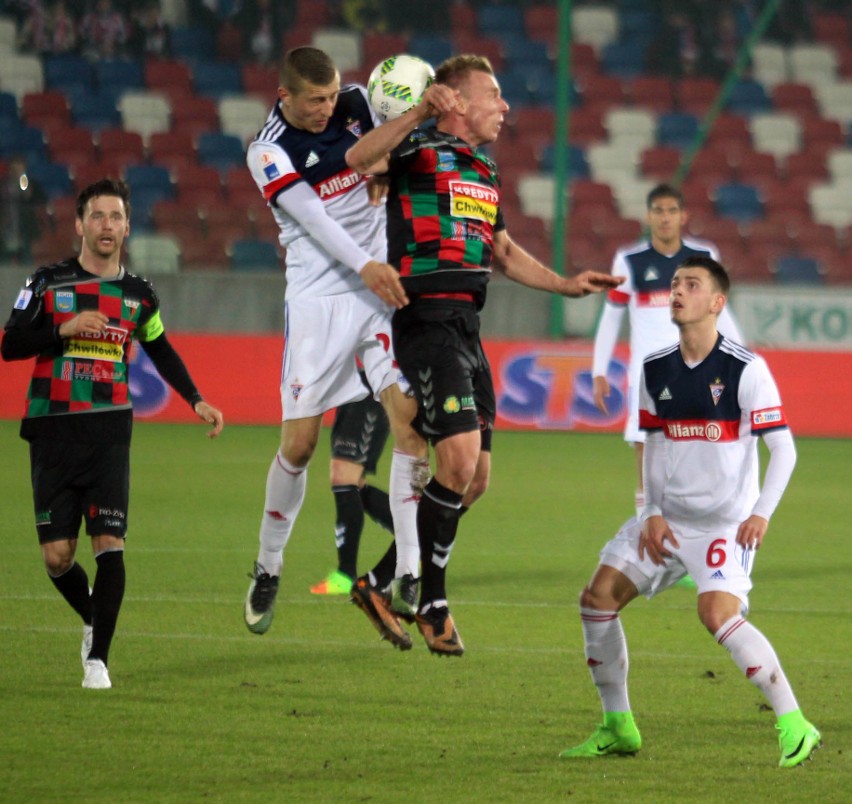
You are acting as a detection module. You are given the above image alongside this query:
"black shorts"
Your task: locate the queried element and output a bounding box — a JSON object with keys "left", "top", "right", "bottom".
{"left": 392, "top": 300, "right": 495, "bottom": 449}
{"left": 29, "top": 438, "right": 130, "bottom": 544}
{"left": 331, "top": 395, "right": 391, "bottom": 475}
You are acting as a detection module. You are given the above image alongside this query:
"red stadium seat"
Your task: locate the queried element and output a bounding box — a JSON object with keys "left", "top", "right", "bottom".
{"left": 677, "top": 77, "right": 721, "bottom": 116}
{"left": 629, "top": 77, "right": 675, "bottom": 112}
{"left": 639, "top": 146, "right": 681, "bottom": 180}
{"left": 772, "top": 82, "right": 819, "bottom": 116}
{"left": 98, "top": 129, "right": 145, "bottom": 163}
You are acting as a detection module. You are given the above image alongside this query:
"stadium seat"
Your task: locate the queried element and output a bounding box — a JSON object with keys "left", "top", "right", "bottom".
{"left": 639, "top": 146, "right": 681, "bottom": 180}
{"left": 803, "top": 118, "right": 845, "bottom": 150}
{"left": 408, "top": 34, "right": 453, "bottom": 66}
{"left": 94, "top": 59, "right": 144, "bottom": 99}
{"left": 809, "top": 183, "right": 852, "bottom": 228}
{"left": 614, "top": 179, "right": 655, "bottom": 221}
{"left": 784, "top": 150, "right": 829, "bottom": 183}
{"left": 0, "top": 14, "right": 16, "bottom": 50}
{"left": 657, "top": 112, "right": 700, "bottom": 150}
{"left": 725, "top": 79, "right": 772, "bottom": 115}
{"left": 48, "top": 127, "right": 98, "bottom": 170}
{"left": 0, "top": 124, "right": 46, "bottom": 163}
{"left": 750, "top": 43, "right": 789, "bottom": 88}
{"left": 171, "top": 96, "right": 219, "bottom": 141}
{"left": 218, "top": 96, "right": 268, "bottom": 145}
{"left": 312, "top": 28, "right": 362, "bottom": 73}
{"left": 771, "top": 81, "right": 818, "bottom": 116}
{"left": 124, "top": 164, "right": 173, "bottom": 195}
{"left": 26, "top": 161, "right": 73, "bottom": 200}
{"left": 477, "top": 4, "right": 524, "bottom": 39}
{"left": 579, "top": 74, "right": 628, "bottom": 109}
{"left": 43, "top": 54, "right": 91, "bottom": 98}
{"left": 827, "top": 149, "right": 852, "bottom": 183}
{"left": 0, "top": 90, "right": 17, "bottom": 123}
{"left": 714, "top": 182, "right": 764, "bottom": 221}
{"left": 128, "top": 233, "right": 181, "bottom": 274}
{"left": 193, "top": 61, "right": 243, "bottom": 100}
{"left": 814, "top": 81, "right": 852, "bottom": 123}
{"left": 676, "top": 77, "right": 721, "bottom": 117}
{"left": 179, "top": 237, "right": 230, "bottom": 271}
{"left": 0, "top": 54, "right": 44, "bottom": 101}
{"left": 144, "top": 57, "right": 193, "bottom": 97}
{"left": 361, "top": 33, "right": 410, "bottom": 76}
{"left": 524, "top": 5, "right": 558, "bottom": 46}
{"left": 789, "top": 43, "right": 838, "bottom": 88}
{"left": 119, "top": 91, "right": 172, "bottom": 142}
{"left": 240, "top": 63, "right": 278, "bottom": 100}
{"left": 605, "top": 107, "right": 656, "bottom": 151}
{"left": 99, "top": 129, "right": 145, "bottom": 164}
{"left": 72, "top": 93, "right": 122, "bottom": 132}
{"left": 229, "top": 238, "right": 281, "bottom": 271}
{"left": 196, "top": 132, "right": 245, "bottom": 173}
{"left": 148, "top": 130, "right": 196, "bottom": 166}
{"left": 587, "top": 141, "right": 640, "bottom": 184}
{"left": 572, "top": 6, "right": 619, "bottom": 51}
{"left": 538, "top": 144, "right": 589, "bottom": 178}
{"left": 749, "top": 113, "right": 802, "bottom": 160}
{"left": 170, "top": 26, "right": 215, "bottom": 62}
{"left": 600, "top": 40, "right": 647, "bottom": 79}
{"left": 772, "top": 255, "right": 825, "bottom": 284}
{"left": 629, "top": 77, "right": 675, "bottom": 112}
{"left": 517, "top": 173, "right": 557, "bottom": 220}
{"left": 22, "top": 90, "right": 69, "bottom": 125}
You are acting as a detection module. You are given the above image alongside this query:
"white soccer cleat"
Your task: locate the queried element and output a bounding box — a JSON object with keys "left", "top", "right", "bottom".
{"left": 82, "top": 658, "right": 112, "bottom": 689}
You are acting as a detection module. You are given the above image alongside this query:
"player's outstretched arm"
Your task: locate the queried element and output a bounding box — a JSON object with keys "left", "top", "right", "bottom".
{"left": 492, "top": 230, "right": 624, "bottom": 296}
{"left": 346, "top": 83, "right": 458, "bottom": 175}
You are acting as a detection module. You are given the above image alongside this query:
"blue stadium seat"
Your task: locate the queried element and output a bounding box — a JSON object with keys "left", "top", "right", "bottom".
{"left": 0, "top": 124, "right": 46, "bottom": 162}
{"left": 725, "top": 79, "right": 772, "bottom": 115}
{"left": 495, "top": 69, "right": 535, "bottom": 106}
{"left": 657, "top": 112, "right": 700, "bottom": 149}
{"left": 714, "top": 182, "right": 764, "bottom": 222}
{"left": 408, "top": 34, "right": 453, "bottom": 67}
{"left": 601, "top": 40, "right": 648, "bottom": 79}
{"left": 477, "top": 5, "right": 525, "bottom": 37}
{"left": 230, "top": 238, "right": 280, "bottom": 271}
{"left": 170, "top": 26, "right": 215, "bottom": 62}
{"left": 192, "top": 61, "right": 243, "bottom": 99}
{"left": 0, "top": 91, "right": 18, "bottom": 121}
{"left": 71, "top": 93, "right": 121, "bottom": 132}
{"left": 94, "top": 58, "right": 144, "bottom": 98}
{"left": 26, "top": 161, "right": 72, "bottom": 200}
{"left": 196, "top": 132, "right": 246, "bottom": 173}
{"left": 43, "top": 55, "right": 93, "bottom": 96}
{"left": 772, "top": 255, "right": 825, "bottom": 284}
{"left": 539, "top": 144, "right": 589, "bottom": 178}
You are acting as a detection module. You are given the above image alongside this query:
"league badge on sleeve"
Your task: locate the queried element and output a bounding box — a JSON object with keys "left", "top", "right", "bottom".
{"left": 13, "top": 288, "right": 32, "bottom": 310}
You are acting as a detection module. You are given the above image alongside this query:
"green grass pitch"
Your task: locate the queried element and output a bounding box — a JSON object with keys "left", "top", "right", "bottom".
{"left": 0, "top": 419, "right": 848, "bottom": 802}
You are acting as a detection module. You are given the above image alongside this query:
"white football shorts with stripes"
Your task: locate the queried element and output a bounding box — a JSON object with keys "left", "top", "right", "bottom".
{"left": 279, "top": 289, "right": 404, "bottom": 420}
{"left": 599, "top": 516, "right": 755, "bottom": 611}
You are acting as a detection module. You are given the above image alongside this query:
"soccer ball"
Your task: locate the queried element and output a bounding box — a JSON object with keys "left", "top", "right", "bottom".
{"left": 367, "top": 54, "right": 435, "bottom": 122}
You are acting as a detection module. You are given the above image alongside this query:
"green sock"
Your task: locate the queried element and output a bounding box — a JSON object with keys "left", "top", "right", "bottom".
{"left": 777, "top": 710, "right": 806, "bottom": 731}
{"left": 603, "top": 711, "right": 637, "bottom": 733}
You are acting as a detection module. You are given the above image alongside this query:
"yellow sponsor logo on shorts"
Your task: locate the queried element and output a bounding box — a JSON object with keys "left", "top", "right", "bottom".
{"left": 449, "top": 181, "right": 498, "bottom": 224}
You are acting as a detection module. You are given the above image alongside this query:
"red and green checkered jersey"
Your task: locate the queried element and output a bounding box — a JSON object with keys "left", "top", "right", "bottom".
{"left": 5, "top": 259, "right": 163, "bottom": 420}
{"left": 386, "top": 128, "right": 505, "bottom": 305}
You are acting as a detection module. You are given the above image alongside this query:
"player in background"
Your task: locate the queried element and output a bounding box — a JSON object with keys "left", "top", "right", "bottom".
{"left": 242, "top": 46, "right": 428, "bottom": 646}
{"left": 346, "top": 54, "right": 623, "bottom": 656}
{"left": 309, "top": 383, "right": 395, "bottom": 596}
{"left": 592, "top": 184, "right": 743, "bottom": 519}
{"left": 561, "top": 256, "right": 820, "bottom": 768}
{"left": 1, "top": 178, "right": 224, "bottom": 689}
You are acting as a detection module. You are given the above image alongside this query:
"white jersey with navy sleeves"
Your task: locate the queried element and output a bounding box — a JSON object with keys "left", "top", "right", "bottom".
{"left": 246, "top": 85, "right": 387, "bottom": 300}
{"left": 639, "top": 335, "right": 789, "bottom": 530}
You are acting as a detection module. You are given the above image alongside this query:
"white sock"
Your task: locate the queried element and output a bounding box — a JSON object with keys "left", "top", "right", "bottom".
{"left": 390, "top": 450, "right": 429, "bottom": 577}
{"left": 715, "top": 616, "right": 799, "bottom": 716}
{"left": 256, "top": 450, "right": 306, "bottom": 576}
{"left": 580, "top": 607, "right": 631, "bottom": 713}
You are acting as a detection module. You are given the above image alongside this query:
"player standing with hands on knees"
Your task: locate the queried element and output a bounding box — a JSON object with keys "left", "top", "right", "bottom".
{"left": 346, "top": 54, "right": 624, "bottom": 656}
{"left": 1, "top": 178, "right": 224, "bottom": 690}
{"left": 561, "top": 256, "right": 820, "bottom": 767}
{"left": 242, "top": 46, "right": 429, "bottom": 645}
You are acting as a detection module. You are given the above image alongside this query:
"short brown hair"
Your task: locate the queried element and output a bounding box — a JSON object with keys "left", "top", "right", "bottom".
{"left": 280, "top": 46, "right": 338, "bottom": 93}
{"left": 76, "top": 179, "right": 131, "bottom": 220}
{"left": 434, "top": 54, "right": 494, "bottom": 90}
{"left": 647, "top": 183, "right": 684, "bottom": 209}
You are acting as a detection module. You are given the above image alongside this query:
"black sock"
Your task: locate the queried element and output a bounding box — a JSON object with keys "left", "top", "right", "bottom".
{"left": 417, "top": 478, "right": 463, "bottom": 609}
{"left": 90, "top": 550, "right": 126, "bottom": 666}
{"left": 49, "top": 561, "right": 92, "bottom": 625}
{"left": 360, "top": 484, "right": 394, "bottom": 533}
{"left": 370, "top": 540, "right": 398, "bottom": 590}
{"left": 332, "top": 485, "right": 363, "bottom": 579}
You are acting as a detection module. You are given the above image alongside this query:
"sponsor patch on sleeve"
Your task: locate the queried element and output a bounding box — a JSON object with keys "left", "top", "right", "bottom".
{"left": 13, "top": 288, "right": 32, "bottom": 310}
{"left": 261, "top": 151, "right": 281, "bottom": 181}
{"left": 752, "top": 407, "right": 786, "bottom": 430}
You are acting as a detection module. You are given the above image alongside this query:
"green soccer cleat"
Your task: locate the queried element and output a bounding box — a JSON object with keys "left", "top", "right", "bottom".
{"left": 389, "top": 573, "right": 418, "bottom": 621}
{"left": 310, "top": 570, "right": 353, "bottom": 596}
{"left": 560, "top": 719, "right": 642, "bottom": 758}
{"left": 777, "top": 720, "right": 821, "bottom": 768}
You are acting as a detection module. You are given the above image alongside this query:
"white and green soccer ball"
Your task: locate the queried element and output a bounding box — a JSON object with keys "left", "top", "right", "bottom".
{"left": 367, "top": 54, "right": 435, "bottom": 122}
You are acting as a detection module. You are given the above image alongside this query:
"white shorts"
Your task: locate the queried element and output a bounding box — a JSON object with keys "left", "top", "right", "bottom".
{"left": 599, "top": 517, "right": 754, "bottom": 612}
{"left": 279, "top": 291, "right": 402, "bottom": 420}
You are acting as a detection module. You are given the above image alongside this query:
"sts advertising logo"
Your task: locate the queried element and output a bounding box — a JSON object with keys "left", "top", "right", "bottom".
{"left": 495, "top": 348, "right": 627, "bottom": 431}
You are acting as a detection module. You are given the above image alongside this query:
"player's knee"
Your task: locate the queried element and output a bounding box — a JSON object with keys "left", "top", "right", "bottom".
{"left": 42, "top": 547, "right": 73, "bottom": 577}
